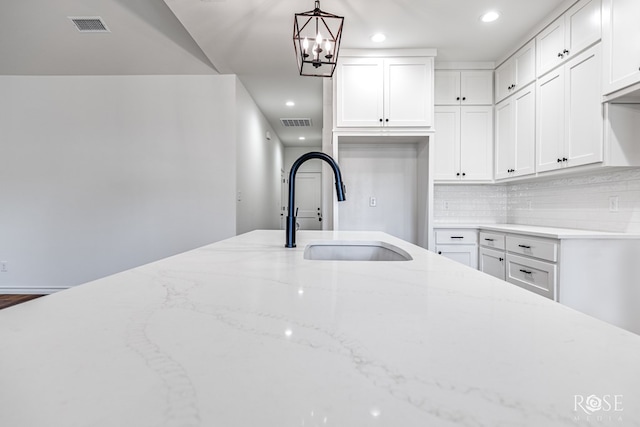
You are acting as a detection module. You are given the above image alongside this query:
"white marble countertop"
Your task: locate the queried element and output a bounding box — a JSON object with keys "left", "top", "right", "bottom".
{"left": 434, "top": 223, "right": 640, "bottom": 239}
{"left": 1, "top": 230, "right": 639, "bottom": 426}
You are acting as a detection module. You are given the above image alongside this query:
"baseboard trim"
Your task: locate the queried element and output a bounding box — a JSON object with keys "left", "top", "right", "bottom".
{"left": 0, "top": 287, "right": 68, "bottom": 295}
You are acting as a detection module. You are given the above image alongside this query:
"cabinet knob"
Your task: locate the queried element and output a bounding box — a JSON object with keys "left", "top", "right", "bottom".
{"left": 456, "top": 172, "right": 461, "bottom": 176}
{"left": 563, "top": 49, "right": 570, "bottom": 55}
{"left": 558, "top": 52, "right": 564, "bottom": 58}
{"left": 499, "top": 258, "right": 504, "bottom": 262}
{"left": 379, "top": 118, "right": 383, "bottom": 122}
{"left": 563, "top": 157, "right": 568, "bottom": 162}
{"left": 456, "top": 97, "right": 460, "bottom": 101}
{"left": 438, "top": 251, "right": 442, "bottom": 255}
{"left": 462, "top": 97, "right": 466, "bottom": 101}
{"left": 385, "top": 118, "right": 389, "bottom": 122}
{"left": 557, "top": 158, "right": 563, "bottom": 163}
{"left": 462, "top": 172, "right": 466, "bottom": 177}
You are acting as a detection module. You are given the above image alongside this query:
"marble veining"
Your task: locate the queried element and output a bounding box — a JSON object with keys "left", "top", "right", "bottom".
{"left": 1, "top": 230, "right": 639, "bottom": 426}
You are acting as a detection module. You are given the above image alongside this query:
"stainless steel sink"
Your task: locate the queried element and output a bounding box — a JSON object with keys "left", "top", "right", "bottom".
{"left": 303, "top": 240, "right": 413, "bottom": 261}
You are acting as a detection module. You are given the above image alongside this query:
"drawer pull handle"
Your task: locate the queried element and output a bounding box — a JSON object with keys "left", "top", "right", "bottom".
{"left": 451, "top": 236, "right": 465, "bottom": 239}
{"left": 518, "top": 244, "right": 531, "bottom": 249}
{"left": 484, "top": 238, "right": 494, "bottom": 241}
{"left": 520, "top": 269, "right": 533, "bottom": 275}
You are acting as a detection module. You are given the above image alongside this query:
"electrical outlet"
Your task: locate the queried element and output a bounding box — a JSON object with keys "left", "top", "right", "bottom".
{"left": 0, "top": 261, "right": 7, "bottom": 273}
{"left": 369, "top": 197, "right": 377, "bottom": 207}
{"left": 609, "top": 196, "right": 619, "bottom": 212}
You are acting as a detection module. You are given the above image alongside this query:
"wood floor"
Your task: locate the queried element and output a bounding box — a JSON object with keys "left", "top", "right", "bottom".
{"left": 0, "top": 295, "right": 45, "bottom": 310}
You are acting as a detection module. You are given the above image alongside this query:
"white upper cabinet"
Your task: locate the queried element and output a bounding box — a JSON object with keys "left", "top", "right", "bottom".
{"left": 335, "top": 56, "right": 434, "bottom": 128}
{"left": 435, "top": 70, "right": 493, "bottom": 105}
{"left": 536, "top": 0, "right": 601, "bottom": 77}
{"left": 494, "top": 40, "right": 536, "bottom": 103}
{"left": 602, "top": 0, "right": 640, "bottom": 95}
{"left": 495, "top": 83, "right": 536, "bottom": 180}
{"left": 434, "top": 106, "right": 493, "bottom": 182}
{"left": 537, "top": 45, "right": 603, "bottom": 173}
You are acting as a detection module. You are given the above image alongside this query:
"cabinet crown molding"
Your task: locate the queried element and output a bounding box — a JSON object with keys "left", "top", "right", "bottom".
{"left": 340, "top": 48, "right": 437, "bottom": 58}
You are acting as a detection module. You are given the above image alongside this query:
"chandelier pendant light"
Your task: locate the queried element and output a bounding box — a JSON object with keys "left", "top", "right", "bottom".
{"left": 293, "top": 0, "right": 344, "bottom": 77}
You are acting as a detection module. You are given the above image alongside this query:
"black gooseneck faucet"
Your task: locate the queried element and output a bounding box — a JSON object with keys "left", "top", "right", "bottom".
{"left": 285, "top": 152, "right": 346, "bottom": 248}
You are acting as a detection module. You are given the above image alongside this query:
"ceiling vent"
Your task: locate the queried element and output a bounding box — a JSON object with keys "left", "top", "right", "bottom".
{"left": 280, "top": 118, "right": 312, "bottom": 127}
{"left": 69, "top": 17, "right": 110, "bottom": 33}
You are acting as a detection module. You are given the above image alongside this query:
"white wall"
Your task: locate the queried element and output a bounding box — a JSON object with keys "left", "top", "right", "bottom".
{"left": 283, "top": 146, "right": 323, "bottom": 174}
{"left": 338, "top": 143, "right": 418, "bottom": 243}
{"left": 235, "top": 80, "right": 284, "bottom": 234}
{"left": 0, "top": 75, "right": 237, "bottom": 293}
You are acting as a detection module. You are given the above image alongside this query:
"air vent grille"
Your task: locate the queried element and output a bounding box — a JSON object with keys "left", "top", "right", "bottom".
{"left": 69, "top": 17, "right": 110, "bottom": 33}
{"left": 280, "top": 118, "right": 312, "bottom": 127}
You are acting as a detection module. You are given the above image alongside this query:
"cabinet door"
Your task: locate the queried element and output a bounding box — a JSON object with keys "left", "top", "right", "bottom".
{"left": 602, "top": 0, "right": 640, "bottom": 94}
{"left": 565, "top": 45, "right": 603, "bottom": 167}
{"left": 480, "top": 247, "right": 506, "bottom": 280}
{"left": 434, "top": 70, "right": 461, "bottom": 105}
{"left": 335, "top": 58, "right": 384, "bottom": 127}
{"left": 566, "top": 0, "right": 601, "bottom": 56}
{"left": 494, "top": 84, "right": 536, "bottom": 180}
{"left": 536, "top": 68, "right": 565, "bottom": 172}
{"left": 460, "top": 71, "right": 493, "bottom": 105}
{"left": 434, "top": 107, "right": 460, "bottom": 180}
{"left": 460, "top": 106, "right": 493, "bottom": 181}
{"left": 514, "top": 40, "right": 537, "bottom": 90}
{"left": 537, "top": 16, "right": 566, "bottom": 77}
{"left": 495, "top": 59, "right": 514, "bottom": 103}
{"left": 512, "top": 84, "right": 536, "bottom": 177}
{"left": 436, "top": 245, "right": 478, "bottom": 269}
{"left": 494, "top": 98, "right": 515, "bottom": 180}
{"left": 385, "top": 57, "right": 433, "bottom": 127}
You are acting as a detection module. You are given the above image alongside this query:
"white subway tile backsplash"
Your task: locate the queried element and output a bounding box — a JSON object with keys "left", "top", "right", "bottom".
{"left": 434, "top": 169, "right": 640, "bottom": 232}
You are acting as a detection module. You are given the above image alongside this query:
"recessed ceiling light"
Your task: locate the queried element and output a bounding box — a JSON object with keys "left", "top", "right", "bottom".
{"left": 480, "top": 11, "right": 501, "bottom": 23}
{"left": 298, "top": 136, "right": 306, "bottom": 140}
{"left": 286, "top": 101, "right": 295, "bottom": 107}
{"left": 371, "top": 33, "right": 386, "bottom": 43}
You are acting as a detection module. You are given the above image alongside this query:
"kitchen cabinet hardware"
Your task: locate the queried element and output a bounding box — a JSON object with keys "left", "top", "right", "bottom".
{"left": 520, "top": 269, "right": 533, "bottom": 275}
{"left": 451, "top": 236, "right": 465, "bottom": 239}
{"left": 518, "top": 244, "right": 532, "bottom": 249}
{"left": 563, "top": 49, "right": 570, "bottom": 55}
{"left": 558, "top": 52, "right": 565, "bottom": 58}
{"left": 499, "top": 258, "right": 504, "bottom": 262}
{"left": 484, "top": 238, "right": 494, "bottom": 241}
{"left": 438, "top": 251, "right": 442, "bottom": 254}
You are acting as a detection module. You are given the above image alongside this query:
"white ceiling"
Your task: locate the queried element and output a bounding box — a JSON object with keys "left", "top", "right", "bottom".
{"left": 1, "top": 0, "right": 571, "bottom": 146}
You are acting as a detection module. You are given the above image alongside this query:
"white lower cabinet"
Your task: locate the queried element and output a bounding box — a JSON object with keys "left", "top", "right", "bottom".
{"left": 480, "top": 247, "right": 506, "bottom": 280}
{"left": 435, "top": 229, "right": 478, "bottom": 268}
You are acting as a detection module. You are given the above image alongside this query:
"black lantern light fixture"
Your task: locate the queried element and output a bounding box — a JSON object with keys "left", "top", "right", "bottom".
{"left": 293, "top": 0, "right": 344, "bottom": 77}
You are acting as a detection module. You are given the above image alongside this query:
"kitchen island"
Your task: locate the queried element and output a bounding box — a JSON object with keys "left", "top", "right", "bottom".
{"left": 1, "top": 230, "right": 639, "bottom": 426}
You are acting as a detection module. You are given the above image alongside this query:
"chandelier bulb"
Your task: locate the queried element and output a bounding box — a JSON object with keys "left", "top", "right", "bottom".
{"left": 316, "top": 32, "right": 323, "bottom": 46}
{"left": 303, "top": 37, "right": 309, "bottom": 52}
{"left": 325, "top": 40, "right": 331, "bottom": 54}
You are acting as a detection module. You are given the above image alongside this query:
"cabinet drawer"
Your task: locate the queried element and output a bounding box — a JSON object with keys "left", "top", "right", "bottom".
{"left": 479, "top": 231, "right": 505, "bottom": 250}
{"left": 435, "top": 230, "right": 478, "bottom": 244}
{"left": 506, "top": 235, "right": 558, "bottom": 262}
{"left": 506, "top": 254, "right": 557, "bottom": 300}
